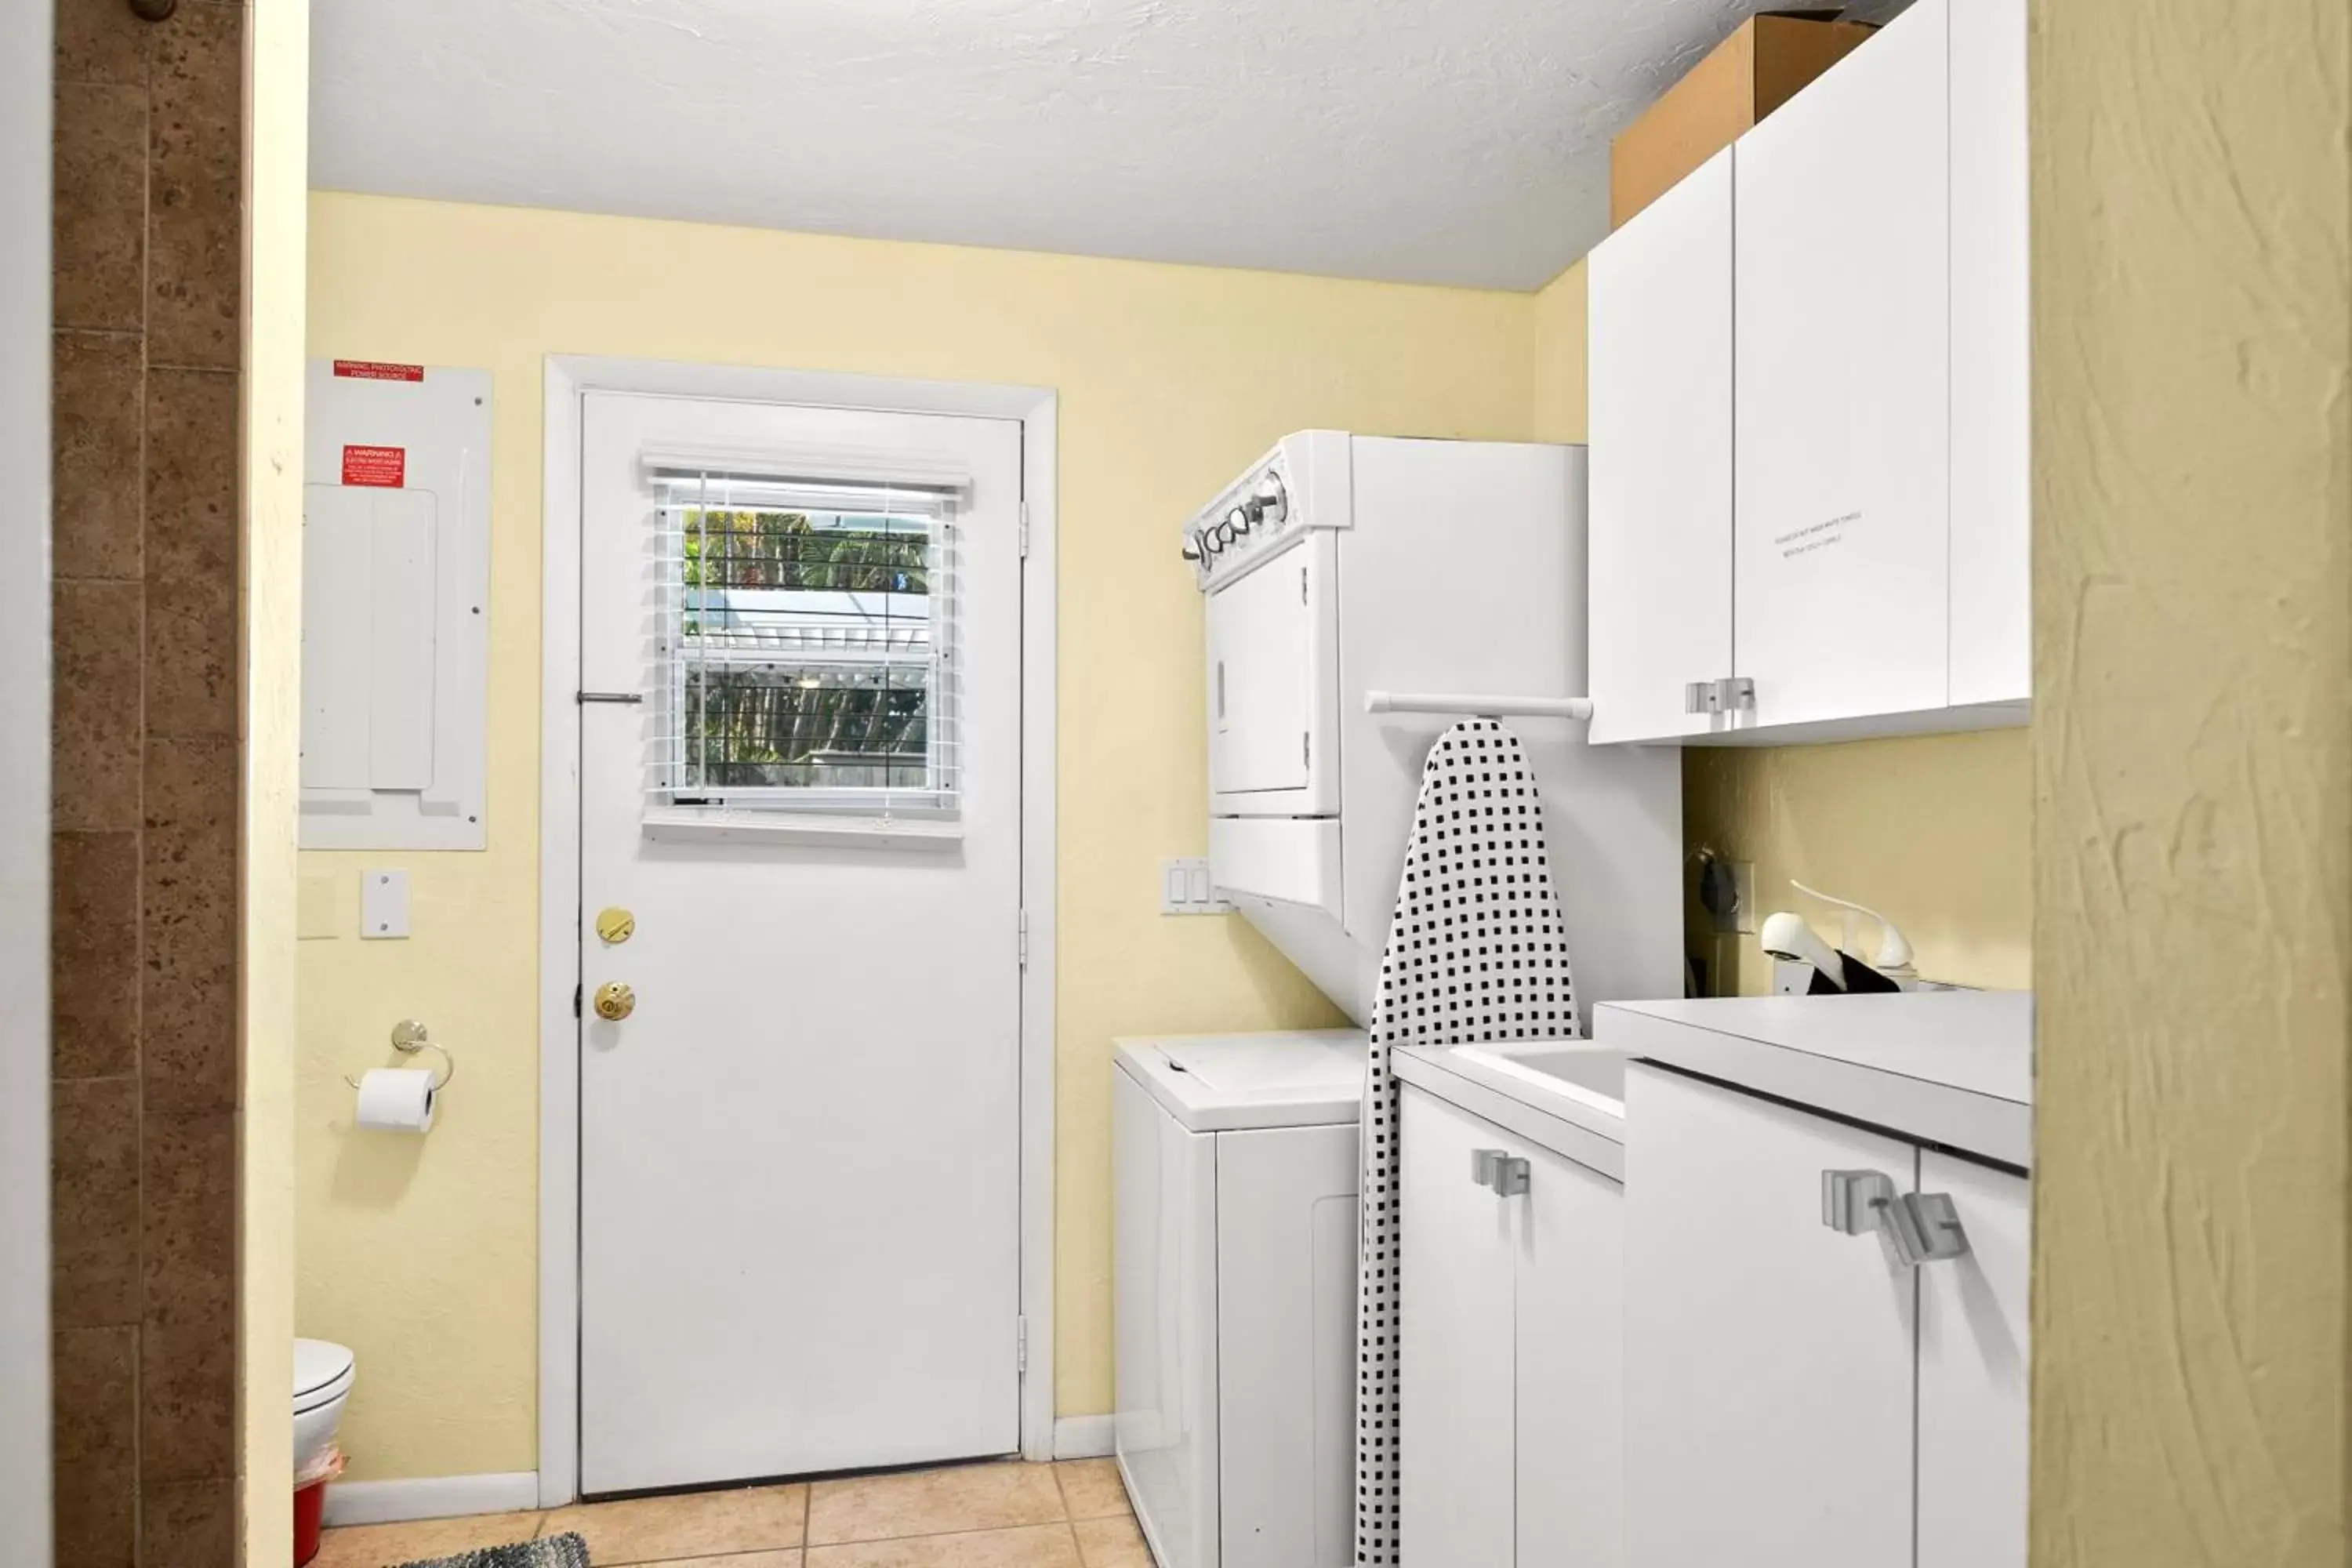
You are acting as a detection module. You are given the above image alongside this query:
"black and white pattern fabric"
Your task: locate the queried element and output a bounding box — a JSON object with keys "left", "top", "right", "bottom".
{"left": 1354, "top": 719, "right": 1582, "bottom": 1566}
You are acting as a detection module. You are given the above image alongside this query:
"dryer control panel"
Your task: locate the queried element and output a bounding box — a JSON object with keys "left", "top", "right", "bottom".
{"left": 1182, "top": 430, "right": 1353, "bottom": 588}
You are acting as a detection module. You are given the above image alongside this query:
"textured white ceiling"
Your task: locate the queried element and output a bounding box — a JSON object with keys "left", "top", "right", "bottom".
{"left": 310, "top": 0, "right": 1813, "bottom": 289}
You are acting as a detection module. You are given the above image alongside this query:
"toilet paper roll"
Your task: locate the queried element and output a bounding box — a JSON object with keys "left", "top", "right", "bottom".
{"left": 354, "top": 1067, "right": 437, "bottom": 1133}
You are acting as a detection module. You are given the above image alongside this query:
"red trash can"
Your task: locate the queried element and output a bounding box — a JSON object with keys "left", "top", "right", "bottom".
{"left": 293, "top": 1447, "right": 343, "bottom": 1566}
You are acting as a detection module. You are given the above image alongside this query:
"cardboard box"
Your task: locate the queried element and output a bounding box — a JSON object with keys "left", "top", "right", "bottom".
{"left": 1610, "top": 12, "right": 1877, "bottom": 229}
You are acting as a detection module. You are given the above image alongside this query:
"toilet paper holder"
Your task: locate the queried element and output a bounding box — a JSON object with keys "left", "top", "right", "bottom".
{"left": 342, "top": 1019, "right": 456, "bottom": 1091}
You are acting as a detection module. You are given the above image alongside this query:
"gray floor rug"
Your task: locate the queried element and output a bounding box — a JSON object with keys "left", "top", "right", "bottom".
{"left": 390, "top": 1533, "right": 589, "bottom": 1568}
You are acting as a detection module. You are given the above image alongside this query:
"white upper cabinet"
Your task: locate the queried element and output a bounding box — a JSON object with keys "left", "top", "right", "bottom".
{"left": 1733, "top": 0, "right": 1951, "bottom": 729}
{"left": 1947, "top": 0, "right": 2032, "bottom": 706}
{"left": 1585, "top": 0, "right": 2029, "bottom": 743}
{"left": 1588, "top": 149, "right": 1734, "bottom": 746}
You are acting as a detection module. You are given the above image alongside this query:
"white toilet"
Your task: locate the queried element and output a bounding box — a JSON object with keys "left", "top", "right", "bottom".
{"left": 293, "top": 1339, "right": 356, "bottom": 1472}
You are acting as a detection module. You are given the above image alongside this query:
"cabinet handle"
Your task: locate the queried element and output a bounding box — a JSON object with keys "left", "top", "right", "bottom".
{"left": 1493, "top": 1156, "right": 1531, "bottom": 1197}
{"left": 1821, "top": 1169, "right": 1895, "bottom": 1234}
{"left": 1821, "top": 1171, "right": 1973, "bottom": 1267}
{"left": 1885, "top": 1192, "right": 1971, "bottom": 1265}
{"left": 1683, "top": 677, "right": 1757, "bottom": 715}
{"left": 1471, "top": 1149, "right": 1507, "bottom": 1189}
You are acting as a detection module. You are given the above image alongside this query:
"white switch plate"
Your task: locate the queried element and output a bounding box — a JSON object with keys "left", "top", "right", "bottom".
{"left": 1160, "top": 857, "right": 1232, "bottom": 916}
{"left": 361, "top": 869, "right": 411, "bottom": 938}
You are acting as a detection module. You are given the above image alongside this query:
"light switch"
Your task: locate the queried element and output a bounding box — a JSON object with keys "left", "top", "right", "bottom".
{"left": 1160, "top": 857, "right": 1232, "bottom": 916}
{"left": 361, "top": 869, "right": 411, "bottom": 938}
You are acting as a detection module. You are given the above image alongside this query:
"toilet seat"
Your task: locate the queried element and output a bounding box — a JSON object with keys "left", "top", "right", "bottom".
{"left": 295, "top": 1338, "right": 355, "bottom": 1414}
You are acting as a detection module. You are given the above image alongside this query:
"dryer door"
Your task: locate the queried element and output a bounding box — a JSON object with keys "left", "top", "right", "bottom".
{"left": 1208, "top": 550, "right": 1312, "bottom": 796}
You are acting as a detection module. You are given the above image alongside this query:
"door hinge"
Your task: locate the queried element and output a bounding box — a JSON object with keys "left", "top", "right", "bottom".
{"left": 1017, "top": 1316, "right": 1029, "bottom": 1374}
{"left": 1018, "top": 503, "right": 1030, "bottom": 560}
{"left": 1018, "top": 908, "right": 1030, "bottom": 971}
{"left": 572, "top": 982, "right": 583, "bottom": 1019}
{"left": 1303, "top": 731, "right": 1311, "bottom": 769}
{"left": 1301, "top": 564, "right": 1308, "bottom": 605}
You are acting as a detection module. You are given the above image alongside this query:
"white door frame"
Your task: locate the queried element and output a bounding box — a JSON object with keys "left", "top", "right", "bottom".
{"left": 0, "top": 1, "right": 51, "bottom": 1553}
{"left": 539, "top": 357, "right": 1058, "bottom": 1504}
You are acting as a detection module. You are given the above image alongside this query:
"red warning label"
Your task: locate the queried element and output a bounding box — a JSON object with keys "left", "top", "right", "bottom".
{"left": 342, "top": 445, "right": 407, "bottom": 487}
{"left": 332, "top": 360, "right": 425, "bottom": 382}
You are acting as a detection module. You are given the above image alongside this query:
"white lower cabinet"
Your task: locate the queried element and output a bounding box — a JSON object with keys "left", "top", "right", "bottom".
{"left": 1399, "top": 1087, "right": 1624, "bottom": 1567}
{"left": 1624, "top": 1065, "right": 2028, "bottom": 1568}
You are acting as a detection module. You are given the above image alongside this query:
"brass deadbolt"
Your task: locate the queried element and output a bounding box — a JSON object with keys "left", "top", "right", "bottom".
{"left": 592, "top": 982, "right": 636, "bottom": 1022}
{"left": 595, "top": 906, "right": 636, "bottom": 945}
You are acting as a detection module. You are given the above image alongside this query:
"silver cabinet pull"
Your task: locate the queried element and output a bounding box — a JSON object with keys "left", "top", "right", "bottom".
{"left": 1493, "top": 1156, "right": 1531, "bottom": 1197}
{"left": 1821, "top": 1170, "right": 1972, "bottom": 1266}
{"left": 1685, "top": 677, "right": 1759, "bottom": 715}
{"left": 1822, "top": 1169, "right": 1896, "bottom": 1234}
{"left": 1471, "top": 1149, "right": 1507, "bottom": 1189}
{"left": 1885, "top": 1192, "right": 1970, "bottom": 1265}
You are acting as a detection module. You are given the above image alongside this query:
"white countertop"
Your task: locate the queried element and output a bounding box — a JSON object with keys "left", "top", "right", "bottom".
{"left": 1597, "top": 991, "right": 2034, "bottom": 1170}
{"left": 1392, "top": 1043, "right": 1627, "bottom": 1181}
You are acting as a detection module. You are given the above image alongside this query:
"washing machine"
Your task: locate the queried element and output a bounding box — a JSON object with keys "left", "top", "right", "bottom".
{"left": 1112, "top": 1029, "right": 1366, "bottom": 1568}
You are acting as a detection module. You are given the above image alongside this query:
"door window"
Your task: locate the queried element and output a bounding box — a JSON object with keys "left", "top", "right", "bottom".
{"left": 652, "top": 468, "right": 960, "bottom": 816}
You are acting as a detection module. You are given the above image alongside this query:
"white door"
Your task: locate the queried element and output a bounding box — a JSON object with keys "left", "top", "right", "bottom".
{"left": 576, "top": 391, "right": 1026, "bottom": 1494}
{"left": 1512, "top": 1141, "right": 1624, "bottom": 1568}
{"left": 1624, "top": 1066, "right": 1916, "bottom": 1568}
{"left": 1399, "top": 1089, "right": 1515, "bottom": 1568}
{"left": 1733, "top": 0, "right": 1951, "bottom": 728}
{"left": 1916, "top": 1154, "right": 2030, "bottom": 1568}
{"left": 1587, "top": 147, "right": 1735, "bottom": 744}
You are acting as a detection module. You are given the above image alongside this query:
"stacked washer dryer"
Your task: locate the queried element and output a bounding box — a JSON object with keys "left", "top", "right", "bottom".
{"left": 1112, "top": 433, "right": 1679, "bottom": 1568}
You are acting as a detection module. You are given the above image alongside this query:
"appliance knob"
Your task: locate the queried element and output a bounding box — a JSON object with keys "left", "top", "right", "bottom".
{"left": 1227, "top": 505, "right": 1252, "bottom": 538}
{"left": 1252, "top": 471, "right": 1289, "bottom": 527}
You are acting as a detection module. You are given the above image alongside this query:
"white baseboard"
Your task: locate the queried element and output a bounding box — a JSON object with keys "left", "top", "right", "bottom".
{"left": 322, "top": 1471, "right": 543, "bottom": 1528}
{"left": 1052, "top": 1414, "right": 1115, "bottom": 1459}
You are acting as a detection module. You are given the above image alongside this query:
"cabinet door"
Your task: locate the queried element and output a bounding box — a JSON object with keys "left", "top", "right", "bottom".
{"left": 1513, "top": 1141, "right": 1625, "bottom": 1568}
{"left": 1398, "top": 1089, "right": 1515, "bottom": 1568}
{"left": 1733, "top": 0, "right": 1952, "bottom": 727}
{"left": 1624, "top": 1066, "right": 1916, "bottom": 1568}
{"left": 1587, "top": 149, "right": 1734, "bottom": 744}
{"left": 1916, "top": 1154, "right": 2029, "bottom": 1568}
{"left": 1948, "top": 0, "right": 2031, "bottom": 706}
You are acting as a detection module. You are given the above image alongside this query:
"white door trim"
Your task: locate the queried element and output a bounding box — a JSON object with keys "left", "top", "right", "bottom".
{"left": 539, "top": 357, "right": 1058, "bottom": 1504}
{"left": 0, "top": 2, "right": 50, "bottom": 1552}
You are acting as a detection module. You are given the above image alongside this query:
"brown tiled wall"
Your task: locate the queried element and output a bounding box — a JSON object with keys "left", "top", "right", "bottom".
{"left": 51, "top": 0, "right": 248, "bottom": 1562}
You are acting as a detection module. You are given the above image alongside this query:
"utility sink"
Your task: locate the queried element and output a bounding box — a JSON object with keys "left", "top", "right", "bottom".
{"left": 1452, "top": 1041, "right": 1628, "bottom": 1117}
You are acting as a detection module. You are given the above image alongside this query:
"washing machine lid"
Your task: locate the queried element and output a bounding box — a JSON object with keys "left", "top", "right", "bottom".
{"left": 294, "top": 1339, "right": 355, "bottom": 1410}
{"left": 1112, "top": 1029, "right": 1367, "bottom": 1133}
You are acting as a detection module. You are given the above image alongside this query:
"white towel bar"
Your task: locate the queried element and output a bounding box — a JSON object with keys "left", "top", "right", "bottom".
{"left": 1363, "top": 690, "right": 1595, "bottom": 721}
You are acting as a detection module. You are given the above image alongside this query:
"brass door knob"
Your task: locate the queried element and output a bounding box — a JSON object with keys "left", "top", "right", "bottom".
{"left": 593, "top": 982, "right": 636, "bottom": 1022}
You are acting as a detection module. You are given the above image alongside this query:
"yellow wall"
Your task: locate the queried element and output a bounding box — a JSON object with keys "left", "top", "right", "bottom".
{"left": 241, "top": 0, "right": 307, "bottom": 1559}
{"left": 1682, "top": 731, "right": 2031, "bottom": 994}
{"left": 1530, "top": 260, "right": 1589, "bottom": 442}
{"left": 2029, "top": 0, "right": 2350, "bottom": 1561}
{"left": 299, "top": 192, "right": 1536, "bottom": 1477}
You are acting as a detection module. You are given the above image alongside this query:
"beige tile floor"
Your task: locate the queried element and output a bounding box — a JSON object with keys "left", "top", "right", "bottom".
{"left": 313, "top": 1460, "right": 1150, "bottom": 1568}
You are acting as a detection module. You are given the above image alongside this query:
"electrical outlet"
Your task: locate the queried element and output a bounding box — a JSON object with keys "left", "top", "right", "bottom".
{"left": 1714, "top": 860, "right": 1757, "bottom": 935}
{"left": 1160, "top": 858, "right": 1232, "bottom": 916}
